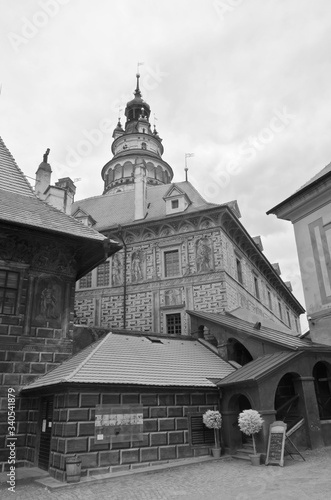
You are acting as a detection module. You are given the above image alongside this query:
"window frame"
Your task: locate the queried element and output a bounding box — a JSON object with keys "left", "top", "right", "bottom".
{"left": 79, "top": 271, "right": 93, "bottom": 289}
{"left": 96, "top": 260, "right": 110, "bottom": 287}
{"left": 278, "top": 299, "right": 283, "bottom": 320}
{"left": 0, "top": 269, "right": 20, "bottom": 315}
{"left": 162, "top": 247, "right": 181, "bottom": 279}
{"left": 165, "top": 312, "right": 182, "bottom": 335}
{"left": 235, "top": 256, "right": 243, "bottom": 284}
{"left": 253, "top": 273, "right": 260, "bottom": 300}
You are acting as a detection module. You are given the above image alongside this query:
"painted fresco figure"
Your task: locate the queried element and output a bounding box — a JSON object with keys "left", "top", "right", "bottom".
{"left": 132, "top": 251, "right": 143, "bottom": 282}
{"left": 112, "top": 254, "right": 122, "bottom": 285}
{"left": 196, "top": 237, "right": 212, "bottom": 272}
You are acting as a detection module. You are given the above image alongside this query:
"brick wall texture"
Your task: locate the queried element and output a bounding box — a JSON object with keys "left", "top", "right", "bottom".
{"left": 23, "top": 387, "right": 220, "bottom": 482}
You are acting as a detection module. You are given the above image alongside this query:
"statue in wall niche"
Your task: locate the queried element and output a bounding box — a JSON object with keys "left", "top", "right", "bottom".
{"left": 32, "top": 277, "right": 62, "bottom": 327}
{"left": 165, "top": 289, "right": 182, "bottom": 306}
{"left": 196, "top": 236, "right": 212, "bottom": 273}
{"left": 112, "top": 254, "right": 122, "bottom": 286}
{"left": 131, "top": 250, "right": 145, "bottom": 282}
{"left": 40, "top": 284, "right": 57, "bottom": 319}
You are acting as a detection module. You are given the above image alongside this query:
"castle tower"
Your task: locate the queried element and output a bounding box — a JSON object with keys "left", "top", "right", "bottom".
{"left": 101, "top": 73, "right": 173, "bottom": 196}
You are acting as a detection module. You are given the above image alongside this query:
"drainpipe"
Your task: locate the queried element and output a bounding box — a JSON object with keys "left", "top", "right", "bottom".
{"left": 117, "top": 225, "right": 127, "bottom": 330}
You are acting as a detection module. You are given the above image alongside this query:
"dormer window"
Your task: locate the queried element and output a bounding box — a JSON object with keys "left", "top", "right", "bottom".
{"left": 163, "top": 185, "right": 191, "bottom": 215}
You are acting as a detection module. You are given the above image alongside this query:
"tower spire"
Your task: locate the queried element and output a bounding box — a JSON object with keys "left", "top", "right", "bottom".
{"left": 135, "top": 62, "right": 144, "bottom": 97}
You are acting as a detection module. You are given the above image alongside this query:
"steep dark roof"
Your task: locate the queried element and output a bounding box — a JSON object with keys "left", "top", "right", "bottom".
{"left": 0, "top": 136, "right": 35, "bottom": 196}
{"left": 0, "top": 136, "right": 107, "bottom": 242}
{"left": 186, "top": 310, "right": 330, "bottom": 351}
{"left": 20, "top": 332, "right": 235, "bottom": 391}
{"left": 72, "top": 181, "right": 220, "bottom": 232}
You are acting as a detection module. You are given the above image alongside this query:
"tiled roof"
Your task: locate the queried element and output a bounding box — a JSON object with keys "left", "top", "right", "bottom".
{"left": 0, "top": 189, "right": 107, "bottom": 241}
{"left": 0, "top": 136, "right": 35, "bottom": 196}
{"left": 186, "top": 310, "right": 330, "bottom": 350}
{"left": 0, "top": 136, "right": 107, "bottom": 242}
{"left": 217, "top": 351, "right": 303, "bottom": 386}
{"left": 71, "top": 181, "right": 220, "bottom": 231}
{"left": 20, "top": 332, "right": 235, "bottom": 390}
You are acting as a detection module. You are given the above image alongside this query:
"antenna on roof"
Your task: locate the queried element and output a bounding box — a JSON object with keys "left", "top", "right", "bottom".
{"left": 184, "top": 153, "right": 194, "bottom": 182}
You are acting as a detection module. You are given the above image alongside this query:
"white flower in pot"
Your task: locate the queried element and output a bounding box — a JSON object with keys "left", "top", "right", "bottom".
{"left": 203, "top": 410, "right": 222, "bottom": 457}
{"left": 238, "top": 409, "right": 264, "bottom": 465}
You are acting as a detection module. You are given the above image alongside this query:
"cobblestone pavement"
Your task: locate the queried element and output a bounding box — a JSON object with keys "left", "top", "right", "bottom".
{"left": 1, "top": 447, "right": 331, "bottom": 500}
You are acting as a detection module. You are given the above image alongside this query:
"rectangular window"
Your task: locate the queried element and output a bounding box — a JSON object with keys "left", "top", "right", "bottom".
{"left": 171, "top": 199, "right": 179, "bottom": 209}
{"left": 236, "top": 258, "right": 243, "bottom": 284}
{"left": 164, "top": 250, "right": 180, "bottom": 277}
{"left": 267, "top": 289, "right": 272, "bottom": 310}
{"left": 166, "top": 313, "right": 181, "bottom": 335}
{"left": 189, "top": 413, "right": 215, "bottom": 446}
{"left": 79, "top": 271, "right": 92, "bottom": 289}
{"left": 0, "top": 270, "right": 19, "bottom": 315}
{"left": 97, "top": 261, "right": 110, "bottom": 287}
{"left": 278, "top": 300, "right": 283, "bottom": 320}
{"left": 295, "top": 318, "right": 299, "bottom": 332}
{"left": 286, "top": 308, "right": 291, "bottom": 327}
{"left": 253, "top": 274, "right": 260, "bottom": 300}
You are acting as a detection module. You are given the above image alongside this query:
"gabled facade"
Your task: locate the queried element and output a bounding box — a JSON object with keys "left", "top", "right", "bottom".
{"left": 268, "top": 162, "right": 331, "bottom": 345}
{"left": 73, "top": 76, "right": 304, "bottom": 336}
{"left": 0, "top": 136, "right": 120, "bottom": 472}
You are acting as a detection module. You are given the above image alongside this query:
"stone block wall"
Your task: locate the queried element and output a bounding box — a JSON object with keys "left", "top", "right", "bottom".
{"left": 0, "top": 310, "right": 73, "bottom": 472}
{"left": 0, "top": 261, "right": 76, "bottom": 472}
{"left": 32, "top": 387, "right": 220, "bottom": 481}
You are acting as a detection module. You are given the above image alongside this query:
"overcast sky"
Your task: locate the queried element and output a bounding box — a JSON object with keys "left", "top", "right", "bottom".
{"left": 2, "top": 0, "right": 331, "bottom": 332}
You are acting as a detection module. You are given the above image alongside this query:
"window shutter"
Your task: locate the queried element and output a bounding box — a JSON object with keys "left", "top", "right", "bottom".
{"left": 190, "top": 415, "right": 214, "bottom": 446}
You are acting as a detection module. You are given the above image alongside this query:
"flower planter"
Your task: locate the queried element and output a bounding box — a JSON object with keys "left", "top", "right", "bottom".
{"left": 249, "top": 453, "right": 261, "bottom": 466}
{"left": 211, "top": 447, "right": 221, "bottom": 458}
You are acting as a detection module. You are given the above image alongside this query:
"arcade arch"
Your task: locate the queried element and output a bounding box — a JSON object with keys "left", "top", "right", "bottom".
{"left": 313, "top": 361, "right": 331, "bottom": 420}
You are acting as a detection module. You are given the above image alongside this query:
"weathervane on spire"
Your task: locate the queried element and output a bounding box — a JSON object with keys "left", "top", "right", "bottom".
{"left": 185, "top": 153, "right": 194, "bottom": 182}
{"left": 135, "top": 62, "right": 144, "bottom": 96}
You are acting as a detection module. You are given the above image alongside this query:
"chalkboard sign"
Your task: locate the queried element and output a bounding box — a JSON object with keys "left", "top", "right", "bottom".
{"left": 265, "top": 421, "right": 287, "bottom": 466}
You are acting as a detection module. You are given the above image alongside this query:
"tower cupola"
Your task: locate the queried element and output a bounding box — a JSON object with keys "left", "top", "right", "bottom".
{"left": 101, "top": 73, "right": 173, "bottom": 195}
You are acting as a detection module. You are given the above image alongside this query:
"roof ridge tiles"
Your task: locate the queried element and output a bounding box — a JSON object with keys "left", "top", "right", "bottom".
{"left": 63, "top": 334, "right": 111, "bottom": 382}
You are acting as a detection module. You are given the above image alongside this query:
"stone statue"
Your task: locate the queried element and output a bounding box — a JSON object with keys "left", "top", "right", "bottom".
{"left": 43, "top": 148, "right": 50, "bottom": 163}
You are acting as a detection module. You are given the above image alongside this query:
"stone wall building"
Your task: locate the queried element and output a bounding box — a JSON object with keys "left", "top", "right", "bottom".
{"left": 73, "top": 75, "right": 304, "bottom": 336}
{"left": 0, "top": 137, "right": 119, "bottom": 472}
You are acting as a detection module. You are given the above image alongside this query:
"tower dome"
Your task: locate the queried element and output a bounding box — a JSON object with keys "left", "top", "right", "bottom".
{"left": 101, "top": 74, "right": 173, "bottom": 195}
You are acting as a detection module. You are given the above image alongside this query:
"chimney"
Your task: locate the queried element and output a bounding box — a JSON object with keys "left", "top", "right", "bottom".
{"left": 134, "top": 157, "right": 147, "bottom": 220}
{"left": 35, "top": 148, "right": 52, "bottom": 199}
{"left": 55, "top": 177, "right": 77, "bottom": 215}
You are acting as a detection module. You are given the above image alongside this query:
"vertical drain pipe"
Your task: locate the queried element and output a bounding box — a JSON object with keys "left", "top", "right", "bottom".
{"left": 117, "top": 225, "right": 127, "bottom": 330}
